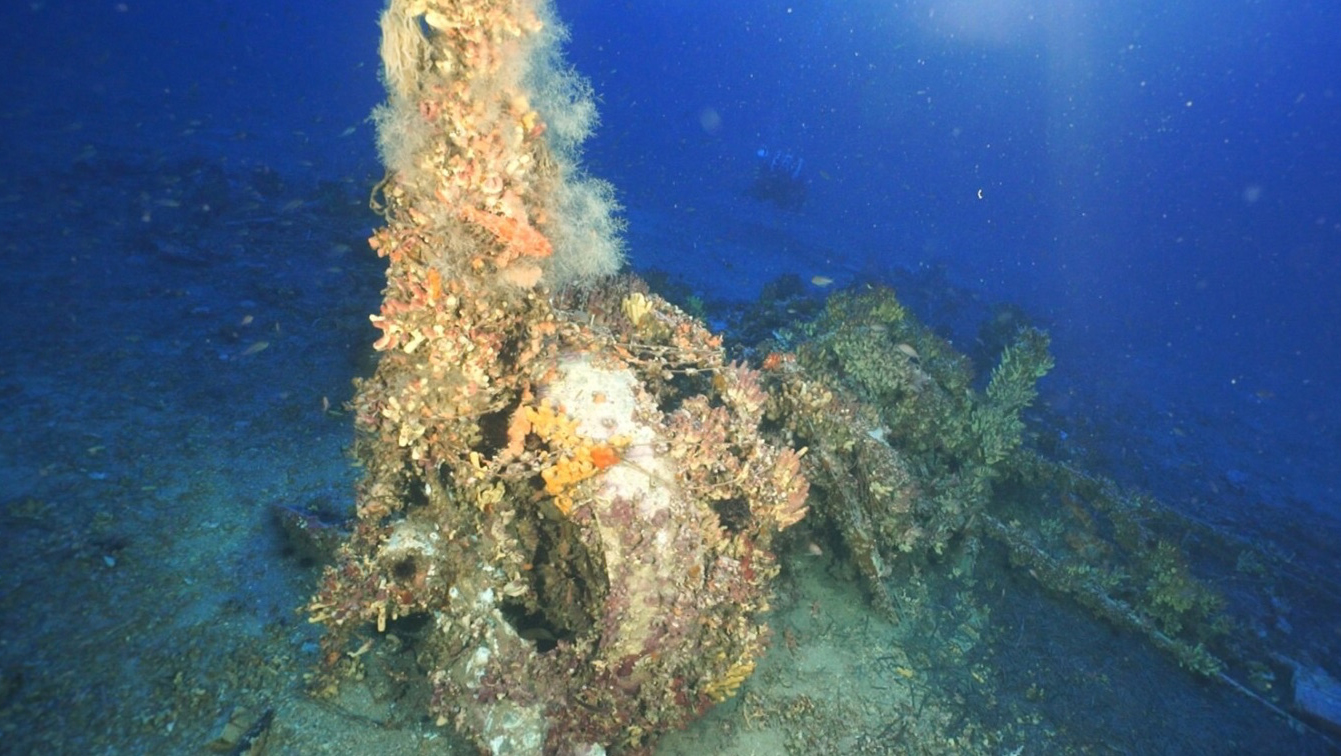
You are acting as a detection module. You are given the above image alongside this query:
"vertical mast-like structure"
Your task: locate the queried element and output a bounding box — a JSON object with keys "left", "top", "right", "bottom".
{"left": 311, "top": 2, "right": 809, "bottom": 753}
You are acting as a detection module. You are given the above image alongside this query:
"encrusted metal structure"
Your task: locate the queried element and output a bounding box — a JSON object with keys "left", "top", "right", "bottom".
{"left": 308, "top": 3, "right": 807, "bottom": 753}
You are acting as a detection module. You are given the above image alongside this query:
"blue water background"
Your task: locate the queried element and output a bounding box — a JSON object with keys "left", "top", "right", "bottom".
{"left": 565, "top": 0, "right": 1341, "bottom": 445}
{"left": 5, "top": 0, "right": 1337, "bottom": 435}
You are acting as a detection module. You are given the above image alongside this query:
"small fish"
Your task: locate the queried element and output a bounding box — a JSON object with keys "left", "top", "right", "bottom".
{"left": 895, "top": 343, "right": 920, "bottom": 360}
{"left": 206, "top": 706, "right": 274, "bottom": 755}
{"left": 241, "top": 341, "right": 269, "bottom": 356}
{"left": 810, "top": 275, "right": 834, "bottom": 287}
{"left": 339, "top": 125, "right": 357, "bottom": 138}
{"left": 228, "top": 708, "right": 274, "bottom": 756}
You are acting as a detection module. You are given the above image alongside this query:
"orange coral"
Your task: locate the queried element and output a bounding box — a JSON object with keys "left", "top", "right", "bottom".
{"left": 523, "top": 400, "right": 579, "bottom": 444}
{"left": 460, "top": 204, "right": 552, "bottom": 267}
{"left": 588, "top": 443, "right": 620, "bottom": 470}
{"left": 523, "top": 401, "right": 601, "bottom": 515}
{"left": 425, "top": 268, "right": 442, "bottom": 304}
{"left": 540, "top": 453, "right": 596, "bottom": 515}
{"left": 520, "top": 401, "right": 628, "bottom": 516}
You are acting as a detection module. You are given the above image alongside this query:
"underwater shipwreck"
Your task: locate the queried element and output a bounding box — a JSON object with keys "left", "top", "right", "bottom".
{"left": 293, "top": 1, "right": 1341, "bottom": 754}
